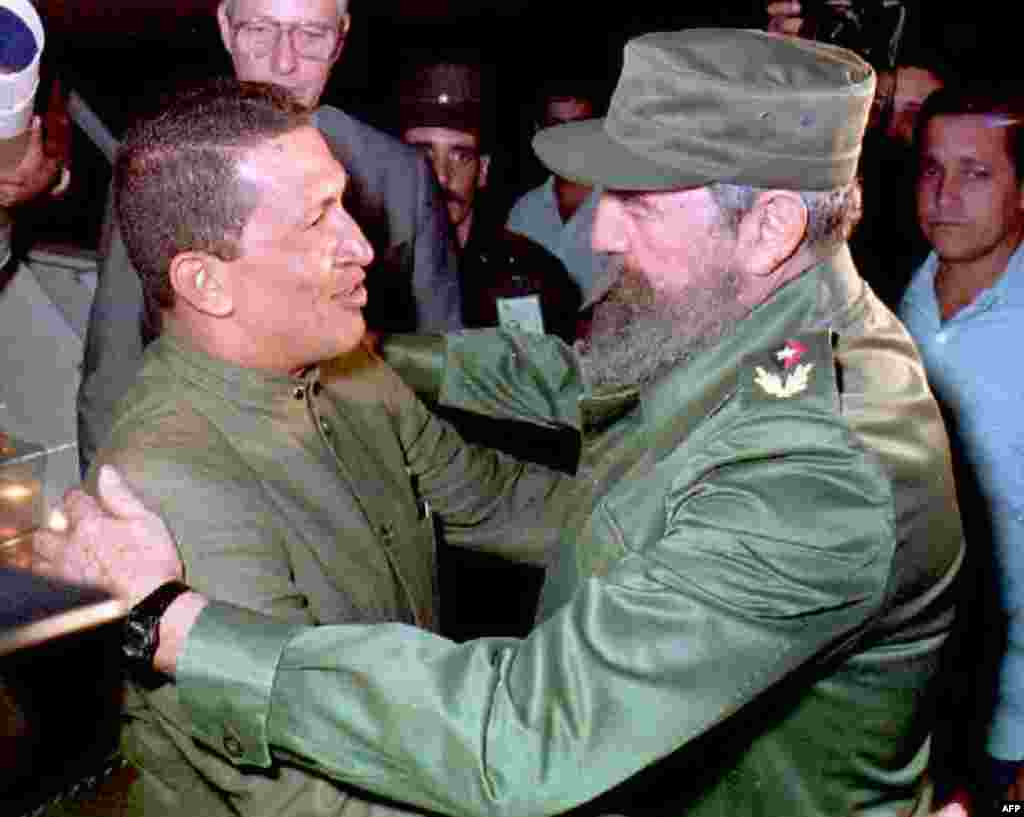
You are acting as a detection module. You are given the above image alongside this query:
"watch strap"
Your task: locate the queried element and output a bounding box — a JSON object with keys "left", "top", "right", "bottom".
{"left": 123, "top": 580, "right": 190, "bottom": 673}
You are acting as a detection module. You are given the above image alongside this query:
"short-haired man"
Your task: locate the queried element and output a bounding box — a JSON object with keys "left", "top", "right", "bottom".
{"left": 38, "top": 30, "right": 964, "bottom": 817}
{"left": 898, "top": 86, "right": 1024, "bottom": 805}
{"left": 506, "top": 80, "right": 613, "bottom": 306}
{"left": 80, "top": 78, "right": 559, "bottom": 817}
{"left": 399, "top": 61, "right": 581, "bottom": 342}
{"left": 77, "top": 0, "right": 460, "bottom": 474}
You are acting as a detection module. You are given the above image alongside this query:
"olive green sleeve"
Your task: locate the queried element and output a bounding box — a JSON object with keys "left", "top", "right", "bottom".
{"left": 383, "top": 329, "right": 584, "bottom": 429}
{"left": 178, "top": 404, "right": 895, "bottom": 817}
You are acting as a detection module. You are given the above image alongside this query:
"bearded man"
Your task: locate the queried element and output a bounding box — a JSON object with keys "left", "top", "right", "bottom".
{"left": 38, "top": 29, "right": 964, "bottom": 817}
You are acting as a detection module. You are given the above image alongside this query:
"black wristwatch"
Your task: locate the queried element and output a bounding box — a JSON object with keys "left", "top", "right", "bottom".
{"left": 122, "top": 580, "right": 191, "bottom": 677}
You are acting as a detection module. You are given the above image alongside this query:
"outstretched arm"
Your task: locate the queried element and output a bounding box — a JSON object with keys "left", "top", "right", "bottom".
{"left": 35, "top": 409, "right": 898, "bottom": 817}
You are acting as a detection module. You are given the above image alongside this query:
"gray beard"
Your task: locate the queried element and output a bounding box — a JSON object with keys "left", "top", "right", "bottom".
{"left": 576, "top": 256, "right": 748, "bottom": 391}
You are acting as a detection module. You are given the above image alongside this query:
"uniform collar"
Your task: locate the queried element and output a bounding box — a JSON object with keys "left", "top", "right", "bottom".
{"left": 152, "top": 331, "right": 322, "bottom": 413}
{"left": 635, "top": 245, "right": 861, "bottom": 430}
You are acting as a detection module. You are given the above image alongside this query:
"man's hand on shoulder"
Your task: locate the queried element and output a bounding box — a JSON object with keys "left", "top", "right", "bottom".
{"left": 766, "top": 0, "right": 805, "bottom": 36}
{"left": 32, "top": 464, "right": 184, "bottom": 607}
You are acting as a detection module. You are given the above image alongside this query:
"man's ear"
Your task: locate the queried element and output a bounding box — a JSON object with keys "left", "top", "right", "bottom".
{"left": 169, "top": 252, "right": 233, "bottom": 317}
{"left": 216, "top": 1, "right": 234, "bottom": 56}
{"left": 329, "top": 13, "right": 351, "bottom": 67}
{"left": 735, "top": 190, "right": 807, "bottom": 279}
{"left": 478, "top": 154, "right": 491, "bottom": 190}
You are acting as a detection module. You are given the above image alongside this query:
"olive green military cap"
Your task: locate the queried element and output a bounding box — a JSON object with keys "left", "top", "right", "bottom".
{"left": 398, "top": 62, "right": 483, "bottom": 134}
{"left": 533, "top": 28, "right": 875, "bottom": 192}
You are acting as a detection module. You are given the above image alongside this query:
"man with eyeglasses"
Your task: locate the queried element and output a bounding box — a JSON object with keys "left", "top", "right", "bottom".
{"left": 39, "top": 29, "right": 964, "bottom": 817}
{"left": 77, "top": 0, "right": 460, "bottom": 475}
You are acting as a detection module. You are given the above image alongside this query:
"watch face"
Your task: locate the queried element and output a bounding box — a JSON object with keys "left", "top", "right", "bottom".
{"left": 122, "top": 580, "right": 189, "bottom": 671}
{"left": 122, "top": 610, "right": 158, "bottom": 663}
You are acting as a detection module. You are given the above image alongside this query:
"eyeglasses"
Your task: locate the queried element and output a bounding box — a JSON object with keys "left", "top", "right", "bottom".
{"left": 231, "top": 19, "right": 340, "bottom": 61}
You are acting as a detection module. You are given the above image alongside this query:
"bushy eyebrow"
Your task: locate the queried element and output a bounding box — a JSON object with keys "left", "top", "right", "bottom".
{"left": 305, "top": 177, "right": 347, "bottom": 220}
{"left": 239, "top": 15, "right": 334, "bottom": 30}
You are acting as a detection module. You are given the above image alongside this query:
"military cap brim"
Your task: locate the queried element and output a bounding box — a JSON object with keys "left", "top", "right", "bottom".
{"left": 533, "top": 28, "right": 875, "bottom": 193}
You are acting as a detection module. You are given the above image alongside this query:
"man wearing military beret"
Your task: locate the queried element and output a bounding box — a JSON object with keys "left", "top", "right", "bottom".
{"left": 37, "top": 29, "right": 964, "bottom": 817}
{"left": 397, "top": 60, "right": 582, "bottom": 343}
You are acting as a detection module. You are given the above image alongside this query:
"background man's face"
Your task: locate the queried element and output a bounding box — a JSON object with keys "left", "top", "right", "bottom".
{"left": 917, "top": 114, "right": 1024, "bottom": 267}
{"left": 402, "top": 126, "right": 489, "bottom": 229}
{"left": 218, "top": 0, "right": 346, "bottom": 109}
{"left": 539, "top": 96, "right": 593, "bottom": 129}
{"left": 225, "top": 126, "right": 373, "bottom": 372}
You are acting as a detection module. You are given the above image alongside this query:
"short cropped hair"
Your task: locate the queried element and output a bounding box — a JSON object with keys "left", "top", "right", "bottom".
{"left": 115, "top": 78, "right": 311, "bottom": 315}
{"left": 913, "top": 84, "right": 1024, "bottom": 181}
{"left": 708, "top": 181, "right": 863, "bottom": 253}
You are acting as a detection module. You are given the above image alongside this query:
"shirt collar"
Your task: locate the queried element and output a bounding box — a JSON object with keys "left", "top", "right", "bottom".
{"left": 913, "top": 238, "right": 1024, "bottom": 316}
{"left": 152, "top": 330, "right": 322, "bottom": 413}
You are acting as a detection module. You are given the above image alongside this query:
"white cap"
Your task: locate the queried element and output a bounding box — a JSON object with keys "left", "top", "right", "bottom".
{"left": 0, "top": 0, "right": 44, "bottom": 140}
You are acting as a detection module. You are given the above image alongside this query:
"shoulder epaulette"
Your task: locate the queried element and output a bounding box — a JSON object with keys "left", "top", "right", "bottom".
{"left": 740, "top": 329, "right": 839, "bottom": 412}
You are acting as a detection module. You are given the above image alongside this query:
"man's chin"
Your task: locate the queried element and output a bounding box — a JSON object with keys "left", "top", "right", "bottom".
{"left": 240, "top": 76, "right": 321, "bottom": 110}
{"left": 448, "top": 206, "right": 468, "bottom": 227}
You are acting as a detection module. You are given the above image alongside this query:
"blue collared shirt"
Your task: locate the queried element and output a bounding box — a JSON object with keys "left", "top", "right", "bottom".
{"left": 899, "top": 243, "right": 1024, "bottom": 760}
{"left": 506, "top": 176, "right": 610, "bottom": 304}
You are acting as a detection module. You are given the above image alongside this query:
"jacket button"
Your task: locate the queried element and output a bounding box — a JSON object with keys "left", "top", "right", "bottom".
{"left": 319, "top": 417, "right": 332, "bottom": 436}
{"left": 379, "top": 524, "right": 394, "bottom": 545}
{"left": 293, "top": 386, "right": 305, "bottom": 400}
{"left": 223, "top": 734, "right": 244, "bottom": 758}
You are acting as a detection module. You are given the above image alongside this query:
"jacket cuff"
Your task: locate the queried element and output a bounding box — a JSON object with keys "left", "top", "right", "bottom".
{"left": 178, "top": 601, "right": 304, "bottom": 768}
{"left": 380, "top": 333, "right": 446, "bottom": 402}
{"left": 988, "top": 693, "right": 1024, "bottom": 761}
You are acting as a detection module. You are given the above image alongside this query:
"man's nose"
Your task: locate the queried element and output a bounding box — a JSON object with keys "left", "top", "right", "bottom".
{"left": 936, "top": 173, "right": 962, "bottom": 207}
{"left": 430, "top": 155, "right": 451, "bottom": 187}
{"left": 337, "top": 208, "right": 375, "bottom": 267}
{"left": 591, "top": 193, "right": 629, "bottom": 254}
{"left": 270, "top": 27, "right": 299, "bottom": 75}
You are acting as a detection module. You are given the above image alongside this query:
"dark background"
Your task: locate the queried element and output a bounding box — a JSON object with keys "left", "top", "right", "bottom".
{"left": 19, "top": 0, "right": 1012, "bottom": 251}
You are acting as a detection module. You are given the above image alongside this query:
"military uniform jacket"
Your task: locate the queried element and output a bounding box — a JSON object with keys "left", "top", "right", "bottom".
{"left": 174, "top": 247, "right": 964, "bottom": 817}
{"left": 94, "top": 332, "right": 560, "bottom": 817}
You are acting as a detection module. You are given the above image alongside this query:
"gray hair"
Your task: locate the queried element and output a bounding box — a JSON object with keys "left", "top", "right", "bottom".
{"left": 708, "top": 180, "right": 863, "bottom": 252}
{"left": 221, "top": 0, "right": 349, "bottom": 18}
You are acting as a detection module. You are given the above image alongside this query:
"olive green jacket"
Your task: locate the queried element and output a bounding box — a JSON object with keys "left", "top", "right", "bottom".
{"left": 176, "top": 247, "right": 964, "bottom": 816}
{"left": 91, "top": 332, "right": 561, "bottom": 817}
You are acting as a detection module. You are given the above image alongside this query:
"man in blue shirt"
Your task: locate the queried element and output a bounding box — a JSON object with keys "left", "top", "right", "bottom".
{"left": 506, "top": 82, "right": 611, "bottom": 306}
{"left": 898, "top": 84, "right": 1024, "bottom": 805}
